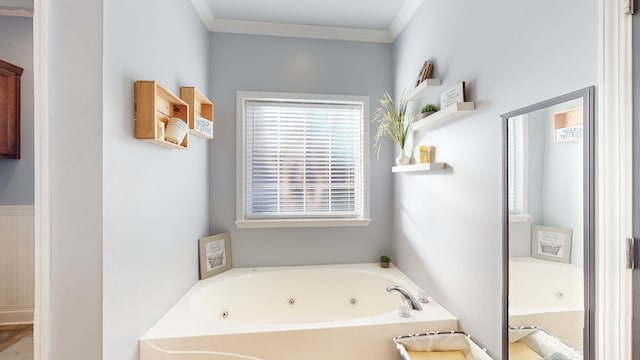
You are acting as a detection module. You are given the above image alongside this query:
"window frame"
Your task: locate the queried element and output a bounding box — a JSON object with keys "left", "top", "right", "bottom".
{"left": 235, "top": 91, "right": 371, "bottom": 229}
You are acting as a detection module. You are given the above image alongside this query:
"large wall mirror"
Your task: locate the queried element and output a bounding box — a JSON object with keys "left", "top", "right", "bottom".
{"left": 501, "top": 87, "right": 595, "bottom": 360}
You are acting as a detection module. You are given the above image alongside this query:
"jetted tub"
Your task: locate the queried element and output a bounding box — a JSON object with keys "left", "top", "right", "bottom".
{"left": 140, "top": 263, "right": 458, "bottom": 360}
{"left": 509, "top": 257, "right": 584, "bottom": 350}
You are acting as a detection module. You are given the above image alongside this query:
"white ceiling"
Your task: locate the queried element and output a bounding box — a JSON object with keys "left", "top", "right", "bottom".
{"left": 0, "top": 0, "right": 420, "bottom": 42}
{"left": 193, "top": 0, "right": 423, "bottom": 43}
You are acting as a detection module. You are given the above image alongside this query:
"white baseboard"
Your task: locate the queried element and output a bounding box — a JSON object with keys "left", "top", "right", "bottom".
{"left": 0, "top": 309, "right": 34, "bottom": 325}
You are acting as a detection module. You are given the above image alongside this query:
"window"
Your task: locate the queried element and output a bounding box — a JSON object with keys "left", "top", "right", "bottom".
{"left": 507, "top": 115, "right": 530, "bottom": 222}
{"left": 236, "top": 92, "right": 370, "bottom": 228}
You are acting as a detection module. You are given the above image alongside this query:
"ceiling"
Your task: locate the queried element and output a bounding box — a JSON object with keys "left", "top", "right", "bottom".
{"left": 0, "top": 0, "right": 421, "bottom": 43}
{"left": 194, "top": 0, "right": 423, "bottom": 43}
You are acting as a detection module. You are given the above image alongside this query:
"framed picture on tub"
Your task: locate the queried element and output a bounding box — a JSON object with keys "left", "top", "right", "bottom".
{"left": 531, "top": 225, "right": 572, "bottom": 263}
{"left": 199, "top": 232, "right": 232, "bottom": 279}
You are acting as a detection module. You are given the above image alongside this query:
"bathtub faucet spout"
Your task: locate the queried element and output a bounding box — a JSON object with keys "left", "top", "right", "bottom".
{"left": 386, "top": 285, "right": 422, "bottom": 311}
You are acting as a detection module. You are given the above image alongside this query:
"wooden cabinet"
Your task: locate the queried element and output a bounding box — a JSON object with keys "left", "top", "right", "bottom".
{"left": 0, "top": 59, "right": 24, "bottom": 159}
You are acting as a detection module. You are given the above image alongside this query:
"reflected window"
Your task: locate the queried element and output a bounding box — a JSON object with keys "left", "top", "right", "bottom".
{"left": 508, "top": 115, "right": 528, "bottom": 218}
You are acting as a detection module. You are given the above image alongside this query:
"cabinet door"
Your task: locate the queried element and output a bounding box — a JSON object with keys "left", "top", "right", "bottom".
{"left": 0, "top": 66, "right": 20, "bottom": 159}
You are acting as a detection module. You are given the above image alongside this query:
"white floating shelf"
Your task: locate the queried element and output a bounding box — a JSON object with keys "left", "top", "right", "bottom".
{"left": 412, "top": 102, "right": 475, "bottom": 132}
{"left": 406, "top": 79, "right": 442, "bottom": 101}
{"left": 392, "top": 162, "right": 446, "bottom": 173}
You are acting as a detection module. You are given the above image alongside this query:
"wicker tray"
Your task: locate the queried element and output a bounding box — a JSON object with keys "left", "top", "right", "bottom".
{"left": 393, "top": 331, "right": 494, "bottom": 360}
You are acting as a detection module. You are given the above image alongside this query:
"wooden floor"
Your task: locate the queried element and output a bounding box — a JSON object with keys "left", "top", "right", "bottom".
{"left": 0, "top": 324, "right": 32, "bottom": 353}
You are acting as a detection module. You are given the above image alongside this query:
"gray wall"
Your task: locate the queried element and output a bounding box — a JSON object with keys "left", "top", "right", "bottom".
{"left": 391, "top": 0, "right": 597, "bottom": 356}
{"left": 50, "top": 0, "right": 103, "bottom": 358}
{"left": 0, "top": 15, "right": 33, "bottom": 205}
{"left": 209, "top": 33, "right": 394, "bottom": 267}
{"left": 101, "top": 1, "right": 211, "bottom": 360}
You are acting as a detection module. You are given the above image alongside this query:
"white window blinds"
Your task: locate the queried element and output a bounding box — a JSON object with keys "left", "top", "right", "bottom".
{"left": 507, "top": 116, "right": 526, "bottom": 215}
{"left": 243, "top": 99, "right": 364, "bottom": 219}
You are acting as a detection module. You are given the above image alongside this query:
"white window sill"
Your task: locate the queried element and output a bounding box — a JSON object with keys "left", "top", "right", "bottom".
{"left": 509, "top": 214, "right": 532, "bottom": 223}
{"left": 235, "top": 218, "right": 372, "bottom": 229}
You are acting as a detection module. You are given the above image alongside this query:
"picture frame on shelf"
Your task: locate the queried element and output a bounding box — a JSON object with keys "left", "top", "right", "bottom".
{"left": 415, "top": 60, "right": 434, "bottom": 87}
{"left": 198, "top": 232, "right": 232, "bottom": 279}
{"left": 531, "top": 225, "right": 572, "bottom": 263}
{"left": 440, "top": 81, "right": 466, "bottom": 109}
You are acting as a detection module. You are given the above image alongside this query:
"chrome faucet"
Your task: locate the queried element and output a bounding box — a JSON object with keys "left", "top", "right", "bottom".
{"left": 386, "top": 285, "right": 423, "bottom": 310}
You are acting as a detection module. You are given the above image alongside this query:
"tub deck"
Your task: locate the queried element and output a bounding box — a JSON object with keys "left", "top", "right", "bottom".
{"left": 140, "top": 263, "right": 458, "bottom": 360}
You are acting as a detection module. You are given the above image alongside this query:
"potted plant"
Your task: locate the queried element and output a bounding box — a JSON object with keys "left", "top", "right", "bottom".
{"left": 372, "top": 92, "right": 414, "bottom": 166}
{"left": 420, "top": 103, "right": 439, "bottom": 118}
{"left": 380, "top": 255, "right": 391, "bottom": 268}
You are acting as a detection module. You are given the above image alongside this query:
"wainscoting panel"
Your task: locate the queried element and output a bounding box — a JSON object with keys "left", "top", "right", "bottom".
{"left": 0, "top": 206, "right": 34, "bottom": 324}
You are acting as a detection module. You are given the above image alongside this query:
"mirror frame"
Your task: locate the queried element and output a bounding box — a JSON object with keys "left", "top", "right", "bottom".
{"left": 501, "top": 86, "right": 595, "bottom": 360}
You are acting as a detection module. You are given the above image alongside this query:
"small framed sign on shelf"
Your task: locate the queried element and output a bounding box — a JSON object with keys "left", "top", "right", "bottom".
{"left": 198, "top": 232, "right": 232, "bottom": 279}
{"left": 531, "top": 225, "right": 572, "bottom": 263}
{"left": 440, "top": 81, "right": 466, "bottom": 109}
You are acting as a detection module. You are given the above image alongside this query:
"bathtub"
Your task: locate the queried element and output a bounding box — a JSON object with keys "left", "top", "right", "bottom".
{"left": 140, "top": 263, "right": 458, "bottom": 360}
{"left": 508, "top": 257, "right": 584, "bottom": 350}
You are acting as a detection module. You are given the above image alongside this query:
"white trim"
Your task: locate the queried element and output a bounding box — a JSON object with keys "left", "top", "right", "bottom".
{"left": 0, "top": 205, "right": 34, "bottom": 216}
{"left": 508, "top": 214, "right": 532, "bottom": 223}
{"left": 388, "top": 0, "right": 423, "bottom": 41}
{"left": 211, "top": 18, "right": 391, "bottom": 43}
{"left": 236, "top": 218, "right": 372, "bottom": 229}
{"left": 0, "top": 309, "right": 34, "bottom": 325}
{"left": 33, "top": 0, "right": 50, "bottom": 358}
{"left": 598, "top": 0, "right": 633, "bottom": 359}
{"left": 190, "top": 0, "right": 215, "bottom": 31}
{"left": 190, "top": 0, "right": 424, "bottom": 43}
{"left": 0, "top": 8, "right": 32, "bottom": 17}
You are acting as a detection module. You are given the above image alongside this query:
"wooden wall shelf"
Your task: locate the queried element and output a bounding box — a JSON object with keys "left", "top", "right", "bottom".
{"left": 135, "top": 81, "right": 189, "bottom": 149}
{"left": 392, "top": 162, "right": 446, "bottom": 173}
{"left": 180, "top": 86, "right": 214, "bottom": 139}
{"left": 412, "top": 102, "right": 475, "bottom": 131}
{"left": 406, "top": 79, "right": 442, "bottom": 101}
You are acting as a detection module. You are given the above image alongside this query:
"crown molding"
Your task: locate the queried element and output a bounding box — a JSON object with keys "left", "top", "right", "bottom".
{"left": 0, "top": 7, "right": 32, "bottom": 16}
{"left": 388, "top": 0, "right": 422, "bottom": 41}
{"left": 191, "top": 0, "right": 423, "bottom": 43}
{"left": 191, "top": 0, "right": 215, "bottom": 31}
{"left": 211, "top": 18, "right": 392, "bottom": 43}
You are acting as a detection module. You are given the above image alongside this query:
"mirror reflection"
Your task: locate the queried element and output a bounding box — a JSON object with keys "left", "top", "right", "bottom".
{"left": 505, "top": 94, "right": 589, "bottom": 360}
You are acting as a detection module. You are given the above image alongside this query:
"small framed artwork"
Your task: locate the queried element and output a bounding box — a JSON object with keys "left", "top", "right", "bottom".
{"left": 415, "top": 60, "right": 434, "bottom": 86}
{"left": 440, "top": 81, "right": 466, "bottom": 109}
{"left": 531, "top": 225, "right": 572, "bottom": 263}
{"left": 553, "top": 107, "right": 583, "bottom": 143}
{"left": 199, "top": 232, "right": 232, "bottom": 279}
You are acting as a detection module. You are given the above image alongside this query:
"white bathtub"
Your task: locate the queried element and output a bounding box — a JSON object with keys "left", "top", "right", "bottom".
{"left": 508, "top": 257, "right": 584, "bottom": 350}
{"left": 140, "top": 263, "right": 458, "bottom": 360}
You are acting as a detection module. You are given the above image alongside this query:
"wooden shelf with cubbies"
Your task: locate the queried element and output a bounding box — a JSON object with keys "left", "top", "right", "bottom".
{"left": 134, "top": 80, "right": 189, "bottom": 149}
{"left": 180, "top": 86, "right": 214, "bottom": 139}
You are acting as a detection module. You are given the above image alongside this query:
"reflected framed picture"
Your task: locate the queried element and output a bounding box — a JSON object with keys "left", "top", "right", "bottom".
{"left": 553, "top": 107, "right": 583, "bottom": 143}
{"left": 531, "top": 225, "right": 572, "bottom": 263}
{"left": 199, "top": 232, "right": 232, "bottom": 279}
